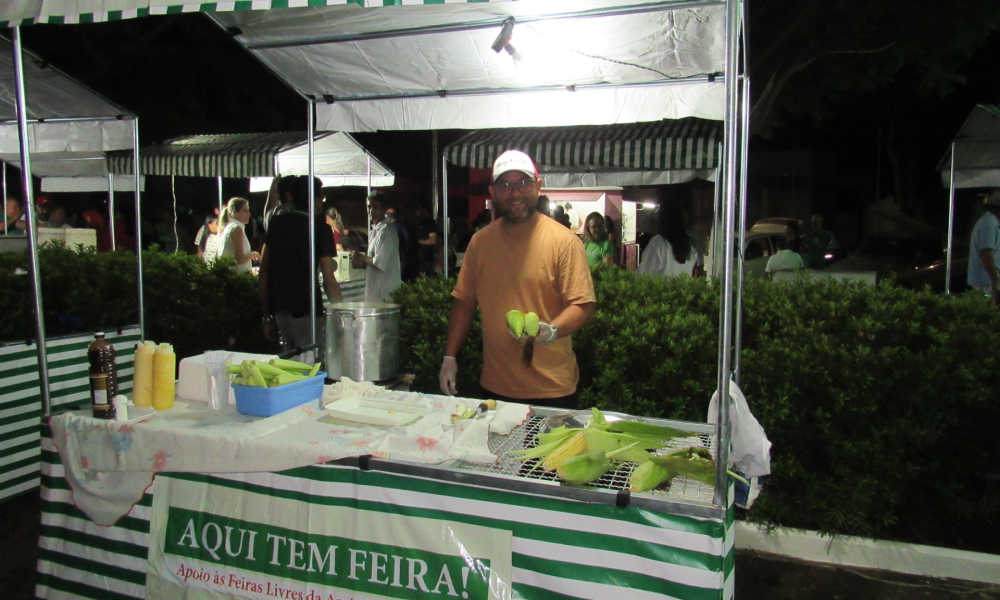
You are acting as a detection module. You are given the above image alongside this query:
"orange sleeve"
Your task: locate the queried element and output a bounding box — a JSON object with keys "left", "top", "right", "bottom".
{"left": 558, "top": 236, "right": 597, "bottom": 306}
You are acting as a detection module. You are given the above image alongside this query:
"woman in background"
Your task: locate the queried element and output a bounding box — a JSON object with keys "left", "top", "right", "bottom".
{"left": 636, "top": 198, "right": 699, "bottom": 277}
{"left": 217, "top": 197, "right": 259, "bottom": 271}
{"left": 582, "top": 212, "right": 614, "bottom": 268}
{"left": 194, "top": 214, "right": 220, "bottom": 263}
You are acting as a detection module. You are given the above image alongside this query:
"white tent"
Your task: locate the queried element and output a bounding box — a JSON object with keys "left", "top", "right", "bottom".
{"left": 0, "top": 0, "right": 747, "bottom": 521}
{"left": 0, "top": 36, "right": 140, "bottom": 192}
{"left": 938, "top": 104, "right": 1000, "bottom": 189}
{"left": 938, "top": 104, "right": 1000, "bottom": 293}
{"left": 106, "top": 131, "right": 394, "bottom": 187}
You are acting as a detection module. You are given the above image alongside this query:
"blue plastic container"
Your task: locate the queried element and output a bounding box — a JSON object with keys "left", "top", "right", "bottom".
{"left": 233, "top": 372, "right": 327, "bottom": 417}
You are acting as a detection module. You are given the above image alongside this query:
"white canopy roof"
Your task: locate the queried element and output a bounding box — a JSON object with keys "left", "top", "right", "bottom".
{"left": 0, "top": 1, "right": 729, "bottom": 133}
{"left": 0, "top": 36, "right": 138, "bottom": 191}
{"left": 107, "top": 131, "right": 394, "bottom": 187}
{"left": 939, "top": 105, "right": 1000, "bottom": 189}
{"left": 210, "top": 0, "right": 727, "bottom": 131}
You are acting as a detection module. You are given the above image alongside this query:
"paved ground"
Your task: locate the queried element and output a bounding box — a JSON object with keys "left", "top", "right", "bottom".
{"left": 3, "top": 490, "right": 999, "bottom": 599}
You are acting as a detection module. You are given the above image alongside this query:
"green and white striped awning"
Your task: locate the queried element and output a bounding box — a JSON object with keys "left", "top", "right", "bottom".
{"left": 107, "top": 131, "right": 394, "bottom": 184}
{"left": 445, "top": 119, "right": 723, "bottom": 186}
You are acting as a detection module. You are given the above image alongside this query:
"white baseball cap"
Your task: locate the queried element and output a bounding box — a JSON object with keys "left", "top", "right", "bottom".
{"left": 492, "top": 150, "right": 537, "bottom": 182}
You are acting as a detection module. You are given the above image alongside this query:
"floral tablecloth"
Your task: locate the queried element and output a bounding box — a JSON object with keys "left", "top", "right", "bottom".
{"left": 50, "top": 381, "right": 530, "bottom": 525}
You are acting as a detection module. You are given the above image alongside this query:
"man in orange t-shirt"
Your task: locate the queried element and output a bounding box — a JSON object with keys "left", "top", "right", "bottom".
{"left": 439, "top": 150, "right": 596, "bottom": 408}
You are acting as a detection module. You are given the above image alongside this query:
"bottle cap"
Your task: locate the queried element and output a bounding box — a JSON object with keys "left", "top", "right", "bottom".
{"left": 94, "top": 332, "right": 105, "bottom": 338}
{"left": 156, "top": 343, "right": 174, "bottom": 354}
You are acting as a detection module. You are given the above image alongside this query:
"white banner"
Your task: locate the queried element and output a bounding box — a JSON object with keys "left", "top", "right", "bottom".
{"left": 147, "top": 476, "right": 513, "bottom": 600}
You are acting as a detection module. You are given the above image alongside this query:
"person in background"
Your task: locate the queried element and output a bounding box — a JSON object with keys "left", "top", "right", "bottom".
{"left": 325, "top": 206, "right": 349, "bottom": 248}
{"left": 2, "top": 197, "right": 26, "bottom": 234}
{"left": 967, "top": 190, "right": 1000, "bottom": 303}
{"left": 386, "top": 205, "right": 418, "bottom": 282}
{"left": 582, "top": 212, "right": 614, "bottom": 268}
{"left": 440, "top": 149, "right": 596, "bottom": 409}
{"left": 636, "top": 198, "right": 700, "bottom": 277}
{"left": 564, "top": 202, "right": 581, "bottom": 231}
{"left": 536, "top": 195, "right": 551, "bottom": 218}
{"left": 800, "top": 214, "right": 832, "bottom": 270}
{"left": 34, "top": 195, "right": 53, "bottom": 227}
{"left": 217, "top": 198, "right": 259, "bottom": 271}
{"left": 765, "top": 235, "right": 804, "bottom": 277}
{"left": 97, "top": 207, "right": 136, "bottom": 252}
{"left": 47, "top": 205, "right": 74, "bottom": 229}
{"left": 194, "top": 214, "right": 220, "bottom": 263}
{"left": 262, "top": 175, "right": 295, "bottom": 233}
{"left": 553, "top": 205, "right": 571, "bottom": 229}
{"left": 260, "top": 175, "right": 341, "bottom": 363}
{"left": 785, "top": 222, "right": 803, "bottom": 254}
{"left": 414, "top": 204, "right": 438, "bottom": 275}
{"left": 353, "top": 191, "right": 401, "bottom": 303}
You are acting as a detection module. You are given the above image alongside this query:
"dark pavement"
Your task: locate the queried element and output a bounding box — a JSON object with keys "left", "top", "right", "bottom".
{"left": 3, "top": 490, "right": 998, "bottom": 600}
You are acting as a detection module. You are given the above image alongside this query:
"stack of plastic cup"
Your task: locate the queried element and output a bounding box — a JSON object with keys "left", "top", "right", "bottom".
{"left": 204, "top": 351, "right": 233, "bottom": 410}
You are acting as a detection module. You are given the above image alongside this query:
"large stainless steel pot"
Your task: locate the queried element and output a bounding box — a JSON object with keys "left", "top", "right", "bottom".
{"left": 324, "top": 302, "right": 400, "bottom": 382}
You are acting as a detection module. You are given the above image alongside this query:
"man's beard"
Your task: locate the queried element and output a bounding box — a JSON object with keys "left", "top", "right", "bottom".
{"left": 497, "top": 202, "right": 536, "bottom": 225}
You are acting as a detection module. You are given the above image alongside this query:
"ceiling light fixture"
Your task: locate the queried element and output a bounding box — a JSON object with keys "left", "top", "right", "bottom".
{"left": 491, "top": 16, "right": 518, "bottom": 58}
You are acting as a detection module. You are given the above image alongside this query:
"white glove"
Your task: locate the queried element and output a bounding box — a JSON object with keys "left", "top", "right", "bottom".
{"left": 538, "top": 322, "right": 558, "bottom": 344}
{"left": 509, "top": 321, "right": 558, "bottom": 344}
{"left": 439, "top": 356, "right": 458, "bottom": 396}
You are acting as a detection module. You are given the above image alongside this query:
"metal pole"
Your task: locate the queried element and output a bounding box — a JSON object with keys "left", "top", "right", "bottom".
{"left": 217, "top": 175, "right": 224, "bottom": 219}
{"left": 12, "top": 27, "right": 52, "bottom": 416}
{"left": 713, "top": 0, "right": 740, "bottom": 507}
{"left": 108, "top": 173, "right": 116, "bottom": 250}
{"left": 132, "top": 118, "right": 145, "bottom": 339}
{"left": 732, "top": 73, "right": 750, "bottom": 386}
{"left": 442, "top": 154, "right": 449, "bottom": 278}
{"left": 366, "top": 153, "right": 372, "bottom": 199}
{"left": 946, "top": 143, "right": 956, "bottom": 295}
{"left": 2, "top": 162, "right": 7, "bottom": 225}
{"left": 432, "top": 131, "right": 440, "bottom": 220}
{"left": 308, "top": 100, "right": 318, "bottom": 351}
{"left": 711, "top": 143, "right": 723, "bottom": 278}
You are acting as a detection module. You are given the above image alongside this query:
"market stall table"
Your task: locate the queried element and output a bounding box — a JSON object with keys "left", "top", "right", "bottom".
{"left": 37, "top": 385, "right": 733, "bottom": 600}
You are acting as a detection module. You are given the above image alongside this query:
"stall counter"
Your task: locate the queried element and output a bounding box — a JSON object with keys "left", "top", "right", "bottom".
{"left": 36, "top": 389, "right": 734, "bottom": 600}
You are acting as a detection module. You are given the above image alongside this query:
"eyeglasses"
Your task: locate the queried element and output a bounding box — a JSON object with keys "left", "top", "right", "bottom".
{"left": 493, "top": 178, "right": 535, "bottom": 196}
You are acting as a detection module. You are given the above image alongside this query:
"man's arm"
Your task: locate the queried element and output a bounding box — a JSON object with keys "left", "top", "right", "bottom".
{"left": 548, "top": 302, "right": 596, "bottom": 340}
{"left": 419, "top": 232, "right": 437, "bottom": 246}
{"left": 319, "top": 255, "right": 342, "bottom": 303}
{"left": 258, "top": 243, "right": 278, "bottom": 341}
{"left": 979, "top": 248, "right": 999, "bottom": 288}
{"left": 444, "top": 296, "right": 478, "bottom": 358}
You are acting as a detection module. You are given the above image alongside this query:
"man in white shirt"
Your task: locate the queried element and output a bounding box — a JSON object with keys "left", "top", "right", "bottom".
{"left": 353, "top": 191, "right": 402, "bottom": 303}
{"left": 765, "top": 234, "right": 804, "bottom": 276}
{"left": 967, "top": 190, "right": 1000, "bottom": 302}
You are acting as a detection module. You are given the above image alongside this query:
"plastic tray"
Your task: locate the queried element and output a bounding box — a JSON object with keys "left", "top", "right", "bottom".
{"left": 325, "top": 396, "right": 424, "bottom": 426}
{"left": 233, "top": 372, "right": 326, "bottom": 417}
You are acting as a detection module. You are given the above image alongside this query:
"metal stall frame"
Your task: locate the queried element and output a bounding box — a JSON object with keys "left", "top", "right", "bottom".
{"left": 7, "top": 30, "right": 144, "bottom": 416}
{"left": 7, "top": 0, "right": 747, "bottom": 518}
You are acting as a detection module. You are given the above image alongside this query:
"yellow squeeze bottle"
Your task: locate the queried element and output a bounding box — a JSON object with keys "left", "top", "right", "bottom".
{"left": 132, "top": 341, "right": 156, "bottom": 407}
{"left": 152, "top": 343, "right": 176, "bottom": 411}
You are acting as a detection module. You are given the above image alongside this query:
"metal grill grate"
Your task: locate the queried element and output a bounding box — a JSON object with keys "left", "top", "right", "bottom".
{"left": 457, "top": 415, "right": 716, "bottom": 504}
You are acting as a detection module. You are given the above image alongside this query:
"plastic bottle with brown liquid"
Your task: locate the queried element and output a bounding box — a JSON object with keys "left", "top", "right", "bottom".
{"left": 87, "top": 332, "right": 118, "bottom": 419}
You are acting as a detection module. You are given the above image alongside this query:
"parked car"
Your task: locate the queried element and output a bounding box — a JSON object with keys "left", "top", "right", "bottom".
{"left": 826, "top": 233, "right": 969, "bottom": 291}
{"left": 741, "top": 218, "right": 846, "bottom": 277}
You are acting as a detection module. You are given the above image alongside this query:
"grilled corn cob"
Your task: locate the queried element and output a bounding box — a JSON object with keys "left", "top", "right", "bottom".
{"left": 556, "top": 442, "right": 641, "bottom": 485}
{"left": 506, "top": 310, "right": 525, "bottom": 340}
{"left": 541, "top": 431, "right": 587, "bottom": 471}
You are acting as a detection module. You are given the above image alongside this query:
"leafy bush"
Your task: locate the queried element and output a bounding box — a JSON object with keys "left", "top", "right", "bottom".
{"left": 391, "top": 269, "right": 1000, "bottom": 553}
{"left": 0, "top": 242, "right": 275, "bottom": 361}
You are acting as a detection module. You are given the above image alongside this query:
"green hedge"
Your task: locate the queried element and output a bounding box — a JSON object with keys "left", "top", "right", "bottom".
{"left": 392, "top": 268, "right": 1000, "bottom": 554}
{"left": 0, "top": 242, "right": 275, "bottom": 362}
